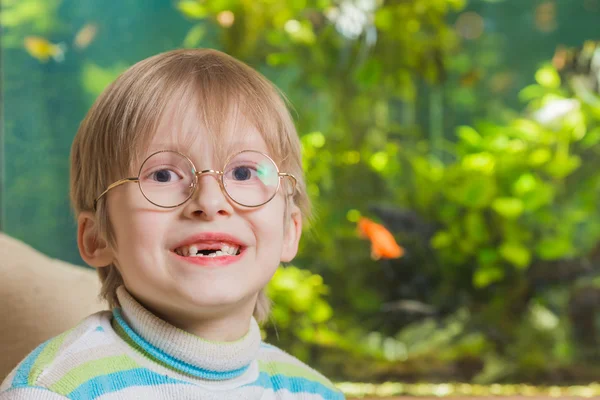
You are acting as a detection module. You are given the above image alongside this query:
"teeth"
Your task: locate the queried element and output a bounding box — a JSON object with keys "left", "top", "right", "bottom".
{"left": 175, "top": 244, "right": 240, "bottom": 257}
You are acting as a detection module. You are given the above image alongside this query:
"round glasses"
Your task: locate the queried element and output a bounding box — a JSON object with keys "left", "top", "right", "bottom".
{"left": 93, "top": 150, "right": 297, "bottom": 210}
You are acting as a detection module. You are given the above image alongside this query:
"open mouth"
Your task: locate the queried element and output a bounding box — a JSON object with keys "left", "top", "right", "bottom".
{"left": 173, "top": 243, "right": 243, "bottom": 258}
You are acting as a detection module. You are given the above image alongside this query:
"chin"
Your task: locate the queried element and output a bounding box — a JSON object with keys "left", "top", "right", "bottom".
{"left": 176, "top": 282, "right": 257, "bottom": 308}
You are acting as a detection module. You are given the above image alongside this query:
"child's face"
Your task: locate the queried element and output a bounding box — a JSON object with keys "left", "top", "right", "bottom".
{"left": 97, "top": 111, "right": 301, "bottom": 320}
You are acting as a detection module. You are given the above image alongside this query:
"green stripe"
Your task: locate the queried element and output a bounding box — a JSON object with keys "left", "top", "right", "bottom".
{"left": 258, "top": 360, "right": 334, "bottom": 390}
{"left": 50, "top": 355, "right": 139, "bottom": 395}
{"left": 28, "top": 329, "right": 73, "bottom": 385}
{"left": 112, "top": 318, "right": 176, "bottom": 373}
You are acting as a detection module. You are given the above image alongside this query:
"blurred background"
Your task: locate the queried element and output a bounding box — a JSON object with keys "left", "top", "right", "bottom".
{"left": 2, "top": 0, "right": 600, "bottom": 397}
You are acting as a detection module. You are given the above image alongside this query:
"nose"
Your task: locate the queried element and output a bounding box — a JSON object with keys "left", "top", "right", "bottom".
{"left": 182, "top": 171, "right": 234, "bottom": 220}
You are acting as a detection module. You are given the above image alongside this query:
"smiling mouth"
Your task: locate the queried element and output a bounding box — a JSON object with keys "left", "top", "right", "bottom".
{"left": 173, "top": 243, "right": 243, "bottom": 258}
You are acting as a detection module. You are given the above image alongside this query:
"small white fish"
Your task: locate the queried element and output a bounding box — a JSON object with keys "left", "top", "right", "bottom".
{"left": 74, "top": 23, "right": 98, "bottom": 50}
{"left": 532, "top": 98, "right": 580, "bottom": 125}
{"left": 381, "top": 300, "right": 436, "bottom": 315}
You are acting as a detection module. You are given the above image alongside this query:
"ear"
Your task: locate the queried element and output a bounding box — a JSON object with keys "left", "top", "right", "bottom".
{"left": 77, "top": 211, "right": 114, "bottom": 268}
{"left": 280, "top": 206, "right": 302, "bottom": 263}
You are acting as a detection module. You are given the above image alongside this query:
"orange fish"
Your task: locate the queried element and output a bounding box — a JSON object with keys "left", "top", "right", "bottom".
{"left": 357, "top": 217, "right": 404, "bottom": 260}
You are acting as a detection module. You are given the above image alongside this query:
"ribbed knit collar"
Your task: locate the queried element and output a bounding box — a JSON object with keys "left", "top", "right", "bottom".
{"left": 112, "top": 286, "right": 261, "bottom": 381}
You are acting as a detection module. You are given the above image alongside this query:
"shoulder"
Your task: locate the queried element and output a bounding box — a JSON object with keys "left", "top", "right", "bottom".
{"left": 0, "top": 311, "right": 113, "bottom": 396}
{"left": 255, "top": 342, "right": 345, "bottom": 399}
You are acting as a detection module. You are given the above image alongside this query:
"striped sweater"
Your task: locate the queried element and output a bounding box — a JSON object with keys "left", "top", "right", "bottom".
{"left": 0, "top": 287, "right": 344, "bottom": 399}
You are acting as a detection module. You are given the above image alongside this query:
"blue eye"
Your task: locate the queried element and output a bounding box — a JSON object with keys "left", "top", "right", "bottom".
{"left": 149, "top": 169, "right": 181, "bottom": 183}
{"left": 232, "top": 166, "right": 252, "bottom": 181}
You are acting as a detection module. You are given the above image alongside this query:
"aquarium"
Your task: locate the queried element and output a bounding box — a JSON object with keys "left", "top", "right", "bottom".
{"left": 2, "top": 0, "right": 600, "bottom": 392}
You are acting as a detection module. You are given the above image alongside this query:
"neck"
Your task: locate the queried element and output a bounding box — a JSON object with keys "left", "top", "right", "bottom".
{"left": 150, "top": 301, "right": 257, "bottom": 342}
{"left": 126, "top": 288, "right": 259, "bottom": 342}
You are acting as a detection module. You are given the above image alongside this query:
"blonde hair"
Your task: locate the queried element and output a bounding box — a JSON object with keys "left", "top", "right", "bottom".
{"left": 70, "top": 48, "right": 310, "bottom": 323}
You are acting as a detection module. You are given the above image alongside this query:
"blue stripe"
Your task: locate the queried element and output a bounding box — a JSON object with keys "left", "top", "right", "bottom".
{"left": 67, "top": 368, "right": 191, "bottom": 399}
{"left": 246, "top": 372, "right": 345, "bottom": 399}
{"left": 11, "top": 339, "right": 52, "bottom": 387}
{"left": 260, "top": 342, "right": 279, "bottom": 350}
{"left": 112, "top": 308, "right": 249, "bottom": 380}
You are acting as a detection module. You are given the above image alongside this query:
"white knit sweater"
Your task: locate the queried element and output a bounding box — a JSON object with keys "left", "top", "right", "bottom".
{"left": 0, "top": 286, "right": 345, "bottom": 399}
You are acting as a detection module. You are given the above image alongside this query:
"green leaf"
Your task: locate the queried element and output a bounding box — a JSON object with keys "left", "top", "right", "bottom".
{"left": 308, "top": 299, "right": 333, "bottom": 323}
{"left": 177, "top": 0, "right": 207, "bottom": 19}
{"left": 477, "top": 248, "right": 499, "bottom": 265}
{"left": 473, "top": 265, "right": 504, "bottom": 288}
{"left": 521, "top": 182, "right": 554, "bottom": 211}
{"left": 266, "top": 52, "right": 295, "bottom": 66}
{"left": 271, "top": 307, "right": 291, "bottom": 327}
{"left": 544, "top": 155, "right": 581, "bottom": 179}
{"left": 291, "top": 285, "right": 313, "bottom": 312}
{"left": 519, "top": 84, "right": 546, "bottom": 102}
{"left": 346, "top": 209, "right": 361, "bottom": 222}
{"left": 302, "top": 131, "right": 326, "bottom": 148}
{"left": 182, "top": 24, "right": 206, "bottom": 48}
{"left": 269, "top": 269, "right": 300, "bottom": 291}
{"left": 431, "top": 231, "right": 453, "bottom": 249}
{"left": 81, "top": 62, "right": 129, "bottom": 98}
{"left": 581, "top": 127, "right": 600, "bottom": 149}
{"left": 457, "top": 126, "right": 482, "bottom": 146}
{"left": 535, "top": 65, "right": 561, "bottom": 89}
{"left": 513, "top": 119, "right": 542, "bottom": 141}
{"left": 370, "top": 152, "right": 389, "bottom": 172}
{"left": 284, "top": 19, "right": 316, "bottom": 45}
{"left": 341, "top": 151, "right": 361, "bottom": 165}
{"left": 536, "top": 237, "right": 573, "bottom": 260}
{"left": 465, "top": 211, "right": 489, "bottom": 243}
{"left": 499, "top": 242, "right": 531, "bottom": 269}
{"left": 449, "top": 0, "right": 468, "bottom": 9}
{"left": 528, "top": 148, "right": 552, "bottom": 166}
{"left": 512, "top": 173, "right": 537, "bottom": 196}
{"left": 461, "top": 152, "right": 495, "bottom": 174}
{"left": 374, "top": 8, "right": 393, "bottom": 31}
{"left": 491, "top": 197, "right": 524, "bottom": 219}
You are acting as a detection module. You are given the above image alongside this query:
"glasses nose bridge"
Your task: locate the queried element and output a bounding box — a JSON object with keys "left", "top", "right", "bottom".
{"left": 192, "top": 169, "right": 225, "bottom": 190}
{"left": 195, "top": 169, "right": 223, "bottom": 178}
{"left": 187, "top": 169, "right": 226, "bottom": 203}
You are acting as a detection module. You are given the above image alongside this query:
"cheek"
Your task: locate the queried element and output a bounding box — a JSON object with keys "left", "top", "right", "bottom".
{"left": 116, "top": 217, "right": 161, "bottom": 248}
{"left": 108, "top": 201, "right": 169, "bottom": 259}
{"left": 249, "top": 202, "right": 286, "bottom": 248}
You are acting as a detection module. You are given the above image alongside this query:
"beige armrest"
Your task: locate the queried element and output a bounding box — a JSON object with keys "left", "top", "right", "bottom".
{"left": 0, "top": 233, "right": 106, "bottom": 380}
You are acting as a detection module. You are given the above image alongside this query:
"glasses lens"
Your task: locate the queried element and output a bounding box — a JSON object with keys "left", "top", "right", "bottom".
{"left": 223, "top": 151, "right": 280, "bottom": 206}
{"left": 138, "top": 151, "right": 195, "bottom": 207}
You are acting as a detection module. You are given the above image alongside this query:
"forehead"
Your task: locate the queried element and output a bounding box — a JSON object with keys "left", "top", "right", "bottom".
{"left": 143, "top": 95, "right": 271, "bottom": 168}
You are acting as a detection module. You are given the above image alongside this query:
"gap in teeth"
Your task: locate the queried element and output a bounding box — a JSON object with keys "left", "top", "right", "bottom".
{"left": 176, "top": 244, "right": 240, "bottom": 257}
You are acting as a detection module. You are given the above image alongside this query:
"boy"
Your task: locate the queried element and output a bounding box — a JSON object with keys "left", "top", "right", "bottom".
{"left": 0, "top": 49, "right": 345, "bottom": 399}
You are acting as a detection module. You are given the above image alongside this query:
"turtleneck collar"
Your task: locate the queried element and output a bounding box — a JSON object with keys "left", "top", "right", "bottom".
{"left": 112, "top": 285, "right": 261, "bottom": 381}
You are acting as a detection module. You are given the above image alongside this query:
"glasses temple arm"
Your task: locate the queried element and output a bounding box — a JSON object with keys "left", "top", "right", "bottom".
{"left": 278, "top": 173, "right": 297, "bottom": 194}
{"left": 93, "top": 177, "right": 139, "bottom": 211}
